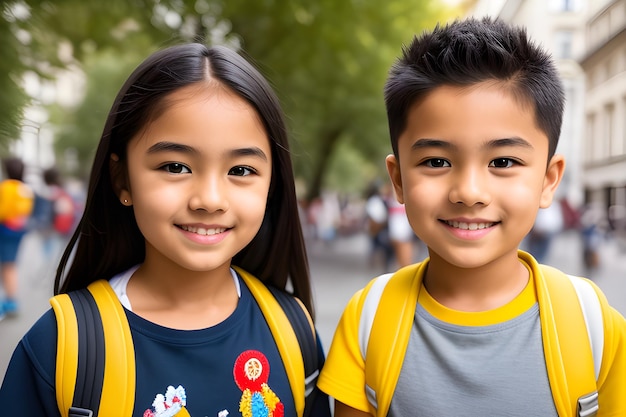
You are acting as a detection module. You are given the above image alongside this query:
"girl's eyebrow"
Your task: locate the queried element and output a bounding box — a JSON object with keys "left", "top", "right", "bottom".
{"left": 231, "top": 147, "right": 268, "bottom": 162}
{"left": 146, "top": 141, "right": 268, "bottom": 161}
{"left": 146, "top": 141, "right": 198, "bottom": 155}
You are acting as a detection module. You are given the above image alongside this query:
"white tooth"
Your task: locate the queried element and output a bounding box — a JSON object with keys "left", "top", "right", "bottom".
{"left": 469, "top": 223, "right": 478, "bottom": 230}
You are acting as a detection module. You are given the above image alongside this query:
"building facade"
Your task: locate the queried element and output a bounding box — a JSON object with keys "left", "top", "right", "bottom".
{"left": 580, "top": 0, "right": 626, "bottom": 234}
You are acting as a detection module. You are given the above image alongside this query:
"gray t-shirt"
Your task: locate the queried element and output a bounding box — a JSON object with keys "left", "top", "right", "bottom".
{"left": 388, "top": 302, "right": 558, "bottom": 416}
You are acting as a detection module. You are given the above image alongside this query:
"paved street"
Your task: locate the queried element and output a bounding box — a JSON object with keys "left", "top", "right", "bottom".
{"left": 1, "top": 229, "right": 625, "bottom": 380}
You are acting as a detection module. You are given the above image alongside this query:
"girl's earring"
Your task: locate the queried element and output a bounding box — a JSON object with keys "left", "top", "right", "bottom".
{"left": 122, "top": 198, "right": 131, "bottom": 206}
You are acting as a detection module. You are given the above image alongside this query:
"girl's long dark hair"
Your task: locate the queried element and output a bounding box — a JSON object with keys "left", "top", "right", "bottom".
{"left": 54, "top": 44, "right": 314, "bottom": 317}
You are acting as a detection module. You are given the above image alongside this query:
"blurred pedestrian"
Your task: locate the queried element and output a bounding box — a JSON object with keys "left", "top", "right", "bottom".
{"left": 387, "top": 196, "right": 415, "bottom": 268}
{"left": 0, "top": 157, "right": 34, "bottom": 318}
{"left": 580, "top": 202, "right": 605, "bottom": 273}
{"left": 364, "top": 181, "right": 393, "bottom": 271}
{"left": 34, "top": 167, "right": 78, "bottom": 261}
{"left": 526, "top": 202, "right": 563, "bottom": 263}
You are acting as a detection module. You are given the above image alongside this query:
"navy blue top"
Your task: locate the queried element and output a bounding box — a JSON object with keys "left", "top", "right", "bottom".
{"left": 0, "top": 277, "right": 310, "bottom": 416}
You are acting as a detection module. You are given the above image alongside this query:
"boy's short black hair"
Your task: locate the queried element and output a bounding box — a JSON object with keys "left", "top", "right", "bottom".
{"left": 384, "top": 17, "right": 564, "bottom": 160}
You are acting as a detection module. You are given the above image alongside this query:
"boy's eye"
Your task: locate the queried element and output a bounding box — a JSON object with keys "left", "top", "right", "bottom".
{"left": 424, "top": 158, "right": 451, "bottom": 168}
{"left": 161, "top": 163, "right": 191, "bottom": 174}
{"left": 489, "top": 158, "right": 515, "bottom": 168}
{"left": 229, "top": 166, "right": 255, "bottom": 176}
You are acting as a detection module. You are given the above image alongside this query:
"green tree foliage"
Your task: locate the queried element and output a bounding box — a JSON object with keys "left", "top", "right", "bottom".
{"left": 0, "top": 2, "right": 30, "bottom": 147}
{"left": 180, "top": 0, "right": 458, "bottom": 198}
{"left": 3, "top": 0, "right": 463, "bottom": 196}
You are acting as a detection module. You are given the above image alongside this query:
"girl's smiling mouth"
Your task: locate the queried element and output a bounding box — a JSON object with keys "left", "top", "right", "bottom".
{"left": 179, "top": 225, "right": 228, "bottom": 235}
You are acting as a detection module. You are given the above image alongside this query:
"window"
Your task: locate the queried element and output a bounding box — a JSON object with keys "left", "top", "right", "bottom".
{"left": 553, "top": 30, "right": 574, "bottom": 59}
{"left": 549, "top": 0, "right": 582, "bottom": 12}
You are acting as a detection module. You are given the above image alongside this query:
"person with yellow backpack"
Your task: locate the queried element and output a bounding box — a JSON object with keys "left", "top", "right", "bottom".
{"left": 0, "top": 156, "right": 34, "bottom": 319}
{"left": 318, "top": 18, "right": 626, "bottom": 416}
{"left": 0, "top": 44, "right": 330, "bottom": 417}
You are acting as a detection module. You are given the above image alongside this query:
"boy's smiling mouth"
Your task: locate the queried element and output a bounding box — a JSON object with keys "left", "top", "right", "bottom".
{"left": 442, "top": 220, "right": 498, "bottom": 230}
{"left": 179, "top": 225, "right": 228, "bottom": 235}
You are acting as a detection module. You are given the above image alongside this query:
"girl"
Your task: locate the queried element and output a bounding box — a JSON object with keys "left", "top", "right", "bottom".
{"left": 0, "top": 43, "right": 330, "bottom": 417}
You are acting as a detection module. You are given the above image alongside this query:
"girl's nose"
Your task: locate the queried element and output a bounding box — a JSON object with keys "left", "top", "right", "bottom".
{"left": 188, "top": 176, "right": 229, "bottom": 213}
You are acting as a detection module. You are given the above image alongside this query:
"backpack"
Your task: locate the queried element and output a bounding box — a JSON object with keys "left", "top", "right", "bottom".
{"left": 0, "top": 179, "right": 34, "bottom": 230}
{"left": 50, "top": 266, "right": 323, "bottom": 417}
{"left": 52, "top": 187, "right": 77, "bottom": 235}
{"left": 358, "top": 256, "right": 604, "bottom": 417}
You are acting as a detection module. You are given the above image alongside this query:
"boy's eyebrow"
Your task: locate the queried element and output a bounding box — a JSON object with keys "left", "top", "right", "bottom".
{"left": 146, "top": 141, "right": 268, "bottom": 161}
{"left": 485, "top": 137, "right": 534, "bottom": 149}
{"left": 410, "top": 138, "right": 454, "bottom": 150}
{"left": 410, "top": 137, "right": 534, "bottom": 151}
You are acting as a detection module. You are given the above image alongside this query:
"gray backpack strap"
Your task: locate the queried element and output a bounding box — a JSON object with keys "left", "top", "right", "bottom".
{"left": 567, "top": 275, "right": 603, "bottom": 417}
{"left": 567, "top": 275, "right": 604, "bottom": 380}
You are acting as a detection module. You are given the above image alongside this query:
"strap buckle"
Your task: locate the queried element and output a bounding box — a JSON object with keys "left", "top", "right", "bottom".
{"left": 69, "top": 407, "right": 94, "bottom": 417}
{"left": 578, "top": 391, "right": 599, "bottom": 417}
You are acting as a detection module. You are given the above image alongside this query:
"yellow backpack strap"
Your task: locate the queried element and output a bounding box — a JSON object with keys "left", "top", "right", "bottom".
{"left": 50, "top": 294, "right": 79, "bottom": 417}
{"left": 50, "top": 279, "right": 135, "bottom": 417}
{"left": 234, "top": 266, "right": 311, "bottom": 417}
{"left": 360, "top": 262, "right": 425, "bottom": 417}
{"left": 537, "top": 263, "right": 601, "bottom": 417}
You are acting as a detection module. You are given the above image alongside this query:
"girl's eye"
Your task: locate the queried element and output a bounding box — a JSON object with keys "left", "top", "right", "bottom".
{"left": 161, "top": 163, "right": 191, "bottom": 174}
{"left": 229, "top": 166, "right": 255, "bottom": 176}
{"left": 424, "top": 158, "right": 451, "bottom": 168}
{"left": 489, "top": 158, "right": 515, "bottom": 168}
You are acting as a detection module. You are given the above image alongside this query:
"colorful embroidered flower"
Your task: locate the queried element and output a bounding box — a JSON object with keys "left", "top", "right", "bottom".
{"left": 250, "top": 392, "right": 269, "bottom": 417}
{"left": 234, "top": 350, "right": 270, "bottom": 392}
{"left": 235, "top": 351, "right": 284, "bottom": 417}
{"left": 261, "top": 384, "right": 280, "bottom": 411}
{"left": 144, "top": 385, "right": 189, "bottom": 417}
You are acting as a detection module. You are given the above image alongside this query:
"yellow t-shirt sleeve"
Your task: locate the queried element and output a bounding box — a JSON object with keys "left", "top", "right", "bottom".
{"left": 317, "top": 288, "right": 372, "bottom": 413}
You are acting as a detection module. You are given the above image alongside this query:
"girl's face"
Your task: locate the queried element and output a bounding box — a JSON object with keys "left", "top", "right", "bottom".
{"left": 118, "top": 83, "right": 272, "bottom": 274}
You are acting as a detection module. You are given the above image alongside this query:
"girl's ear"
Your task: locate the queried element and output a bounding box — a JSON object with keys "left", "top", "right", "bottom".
{"left": 109, "top": 153, "right": 132, "bottom": 206}
{"left": 385, "top": 154, "right": 404, "bottom": 204}
{"left": 539, "top": 154, "right": 566, "bottom": 208}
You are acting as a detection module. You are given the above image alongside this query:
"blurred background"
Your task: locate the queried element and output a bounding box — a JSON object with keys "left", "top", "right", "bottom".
{"left": 2, "top": 0, "right": 625, "bottom": 227}
{"left": 1, "top": 0, "right": 625, "bottom": 375}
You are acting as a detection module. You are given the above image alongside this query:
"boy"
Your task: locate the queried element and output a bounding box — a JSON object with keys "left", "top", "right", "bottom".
{"left": 318, "top": 17, "right": 626, "bottom": 416}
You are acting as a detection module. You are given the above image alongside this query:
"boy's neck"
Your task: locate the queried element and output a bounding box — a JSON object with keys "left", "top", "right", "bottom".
{"left": 422, "top": 252, "right": 530, "bottom": 312}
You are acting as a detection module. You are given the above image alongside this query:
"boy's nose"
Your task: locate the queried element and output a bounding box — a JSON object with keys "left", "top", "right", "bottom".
{"left": 448, "top": 170, "right": 491, "bottom": 207}
{"left": 188, "top": 177, "right": 229, "bottom": 213}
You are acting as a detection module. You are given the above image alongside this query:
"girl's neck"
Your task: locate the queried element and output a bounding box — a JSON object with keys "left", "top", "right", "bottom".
{"left": 125, "top": 262, "right": 239, "bottom": 329}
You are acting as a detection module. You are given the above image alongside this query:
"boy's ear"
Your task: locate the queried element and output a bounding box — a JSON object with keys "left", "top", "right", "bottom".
{"left": 539, "top": 154, "right": 566, "bottom": 208}
{"left": 385, "top": 154, "right": 404, "bottom": 204}
{"left": 109, "top": 153, "right": 132, "bottom": 205}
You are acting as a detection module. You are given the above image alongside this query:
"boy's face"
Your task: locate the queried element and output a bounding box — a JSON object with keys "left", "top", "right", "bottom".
{"left": 386, "top": 83, "right": 565, "bottom": 269}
